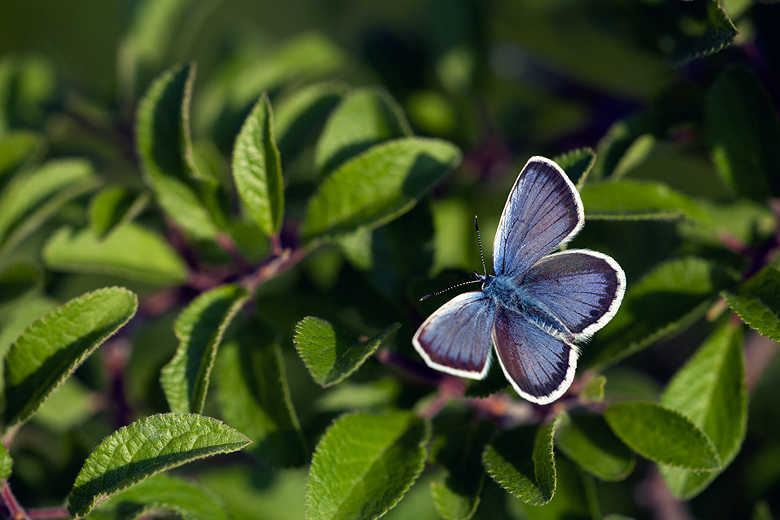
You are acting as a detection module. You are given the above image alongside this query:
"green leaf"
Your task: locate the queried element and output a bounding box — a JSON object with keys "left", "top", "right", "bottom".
{"left": 0, "top": 442, "right": 11, "bottom": 479}
{"left": 705, "top": 66, "right": 780, "bottom": 201}
{"left": 430, "top": 415, "right": 494, "bottom": 520}
{"left": 305, "top": 410, "right": 430, "bottom": 520}
{"left": 604, "top": 402, "right": 720, "bottom": 470}
{"left": 315, "top": 87, "right": 413, "bottom": 175}
{"left": 67, "top": 413, "right": 251, "bottom": 519}
{"left": 586, "top": 257, "right": 736, "bottom": 368}
{"left": 554, "top": 147, "right": 596, "bottom": 190}
{"left": 555, "top": 412, "right": 635, "bottom": 482}
{"left": 723, "top": 265, "right": 780, "bottom": 342}
{"left": 3, "top": 287, "right": 138, "bottom": 429}
{"left": 580, "top": 180, "right": 709, "bottom": 221}
{"left": 232, "top": 94, "right": 284, "bottom": 237}
{"left": 0, "top": 158, "right": 99, "bottom": 257}
{"left": 482, "top": 414, "right": 564, "bottom": 506}
{"left": 659, "top": 321, "right": 747, "bottom": 498}
{"left": 136, "top": 63, "right": 218, "bottom": 239}
{"left": 0, "top": 297, "right": 57, "bottom": 366}
{"left": 161, "top": 284, "right": 250, "bottom": 414}
{"left": 43, "top": 224, "right": 188, "bottom": 286}
{"left": 89, "top": 187, "right": 150, "bottom": 239}
{"left": 0, "top": 131, "right": 43, "bottom": 186}
{"left": 580, "top": 375, "right": 606, "bottom": 404}
{"left": 216, "top": 325, "right": 307, "bottom": 467}
{"left": 0, "top": 263, "right": 40, "bottom": 302}
{"left": 667, "top": 1, "right": 738, "bottom": 67}
{"left": 274, "top": 81, "right": 346, "bottom": 164}
{"left": 303, "top": 137, "right": 461, "bottom": 239}
{"left": 92, "top": 473, "right": 228, "bottom": 520}
{"left": 293, "top": 317, "right": 401, "bottom": 387}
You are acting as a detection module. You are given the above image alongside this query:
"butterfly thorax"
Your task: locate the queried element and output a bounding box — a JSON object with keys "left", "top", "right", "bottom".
{"left": 480, "top": 273, "right": 575, "bottom": 342}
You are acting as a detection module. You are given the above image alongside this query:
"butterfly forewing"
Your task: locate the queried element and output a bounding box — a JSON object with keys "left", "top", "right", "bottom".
{"left": 413, "top": 292, "right": 496, "bottom": 379}
{"left": 493, "top": 157, "right": 584, "bottom": 278}
{"left": 492, "top": 306, "right": 578, "bottom": 404}
{"left": 520, "top": 249, "right": 626, "bottom": 339}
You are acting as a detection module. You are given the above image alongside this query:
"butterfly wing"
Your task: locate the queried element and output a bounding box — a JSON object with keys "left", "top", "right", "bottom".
{"left": 413, "top": 292, "right": 496, "bottom": 379}
{"left": 493, "top": 156, "right": 584, "bottom": 278}
{"left": 520, "top": 249, "right": 626, "bottom": 340}
{"left": 492, "top": 306, "right": 578, "bottom": 404}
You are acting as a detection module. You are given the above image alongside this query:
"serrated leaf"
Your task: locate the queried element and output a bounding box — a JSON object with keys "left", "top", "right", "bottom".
{"left": 43, "top": 224, "right": 188, "bottom": 286}
{"left": 586, "top": 257, "right": 736, "bottom": 368}
{"left": 604, "top": 402, "right": 720, "bottom": 470}
{"left": 431, "top": 415, "right": 494, "bottom": 520}
{"left": 659, "top": 321, "right": 747, "bottom": 498}
{"left": 580, "top": 180, "right": 709, "bottom": 221}
{"left": 0, "top": 263, "right": 40, "bottom": 302}
{"left": 232, "top": 94, "right": 284, "bottom": 236}
{"left": 136, "top": 63, "right": 218, "bottom": 239}
{"left": 216, "top": 324, "right": 307, "bottom": 467}
{"left": 315, "top": 87, "right": 413, "bottom": 175}
{"left": 0, "top": 442, "right": 11, "bottom": 479}
{"left": 303, "top": 137, "right": 461, "bottom": 239}
{"left": 3, "top": 287, "right": 138, "bottom": 429}
{"left": 483, "top": 414, "right": 564, "bottom": 506}
{"left": 275, "top": 81, "right": 346, "bottom": 164}
{"left": 667, "top": 1, "right": 738, "bottom": 67}
{"left": 305, "top": 410, "right": 430, "bottom": 520}
{"left": 0, "top": 131, "right": 43, "bottom": 186}
{"left": 554, "top": 147, "right": 596, "bottom": 190}
{"left": 294, "top": 317, "right": 400, "bottom": 387}
{"left": 723, "top": 265, "right": 780, "bottom": 342}
{"left": 161, "top": 284, "right": 250, "bottom": 414}
{"left": 93, "top": 474, "right": 228, "bottom": 520}
{"left": 89, "top": 187, "right": 150, "bottom": 239}
{"left": 67, "top": 413, "right": 251, "bottom": 518}
{"left": 0, "top": 158, "right": 99, "bottom": 257}
{"left": 555, "top": 412, "right": 634, "bottom": 482}
{"left": 706, "top": 66, "right": 780, "bottom": 201}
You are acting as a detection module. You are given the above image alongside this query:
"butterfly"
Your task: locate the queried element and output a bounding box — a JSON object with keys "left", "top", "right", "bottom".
{"left": 413, "top": 156, "right": 626, "bottom": 404}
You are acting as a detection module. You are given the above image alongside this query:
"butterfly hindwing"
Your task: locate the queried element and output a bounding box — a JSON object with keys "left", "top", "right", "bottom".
{"left": 520, "top": 249, "right": 626, "bottom": 339}
{"left": 492, "top": 305, "right": 578, "bottom": 404}
{"left": 413, "top": 292, "right": 496, "bottom": 379}
{"left": 493, "top": 156, "right": 583, "bottom": 278}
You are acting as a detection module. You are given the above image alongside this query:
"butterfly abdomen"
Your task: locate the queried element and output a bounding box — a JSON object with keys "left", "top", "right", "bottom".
{"left": 483, "top": 274, "right": 575, "bottom": 343}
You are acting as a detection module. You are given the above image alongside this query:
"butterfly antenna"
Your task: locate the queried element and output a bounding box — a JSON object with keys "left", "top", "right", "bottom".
{"left": 419, "top": 279, "right": 481, "bottom": 301}
{"left": 474, "top": 216, "right": 487, "bottom": 276}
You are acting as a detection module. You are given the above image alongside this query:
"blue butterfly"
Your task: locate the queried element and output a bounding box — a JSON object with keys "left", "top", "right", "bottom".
{"left": 413, "top": 156, "right": 626, "bottom": 404}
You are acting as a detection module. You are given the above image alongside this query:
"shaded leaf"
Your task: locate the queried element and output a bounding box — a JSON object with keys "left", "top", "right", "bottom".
{"left": 305, "top": 410, "right": 430, "bottom": 520}
{"left": 92, "top": 474, "right": 228, "bottom": 520}
{"left": 586, "top": 257, "right": 736, "bottom": 368}
{"left": 0, "top": 263, "right": 40, "bottom": 302}
{"left": 67, "top": 413, "right": 251, "bottom": 518}
{"left": 293, "top": 316, "right": 400, "bottom": 387}
{"left": 161, "top": 284, "right": 250, "bottom": 413}
{"left": 723, "top": 265, "right": 780, "bottom": 342}
{"left": 303, "top": 137, "right": 461, "bottom": 239}
{"left": 580, "top": 180, "right": 709, "bottom": 221}
{"left": 3, "top": 287, "right": 137, "bottom": 429}
{"left": 705, "top": 66, "right": 780, "bottom": 201}
{"left": 554, "top": 147, "right": 596, "bottom": 190}
{"left": 555, "top": 412, "right": 634, "bottom": 482}
{"left": 216, "top": 325, "right": 307, "bottom": 467}
{"left": 232, "top": 94, "right": 284, "bottom": 236}
{"left": 431, "top": 414, "right": 494, "bottom": 520}
{"left": 89, "top": 187, "right": 150, "bottom": 239}
{"left": 43, "top": 224, "right": 188, "bottom": 286}
{"left": 580, "top": 375, "right": 606, "bottom": 404}
{"left": 483, "top": 414, "right": 564, "bottom": 506}
{"left": 660, "top": 321, "right": 747, "bottom": 498}
{"left": 136, "top": 63, "right": 218, "bottom": 239}
{"left": 0, "top": 131, "right": 43, "bottom": 186}
{"left": 667, "top": 1, "right": 738, "bottom": 67}
{"left": 315, "top": 86, "right": 413, "bottom": 175}
{"left": 0, "top": 158, "right": 99, "bottom": 257}
{"left": 604, "top": 401, "right": 720, "bottom": 470}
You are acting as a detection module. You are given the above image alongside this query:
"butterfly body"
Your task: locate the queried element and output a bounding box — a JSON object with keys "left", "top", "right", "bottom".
{"left": 413, "top": 156, "right": 626, "bottom": 404}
